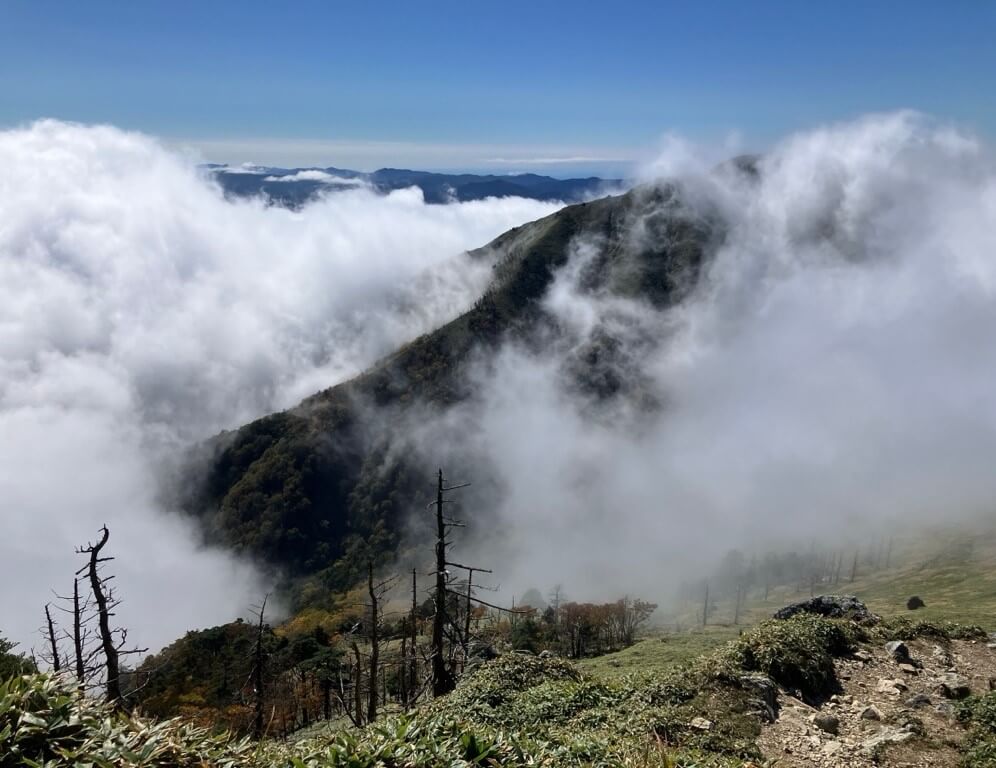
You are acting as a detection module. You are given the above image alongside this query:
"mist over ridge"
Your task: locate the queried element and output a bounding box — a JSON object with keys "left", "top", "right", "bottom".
{"left": 3, "top": 112, "right": 996, "bottom": 655}
{"left": 0, "top": 118, "right": 562, "bottom": 652}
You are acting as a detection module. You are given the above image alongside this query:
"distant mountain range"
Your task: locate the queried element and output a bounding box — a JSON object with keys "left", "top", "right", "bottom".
{"left": 204, "top": 163, "right": 624, "bottom": 206}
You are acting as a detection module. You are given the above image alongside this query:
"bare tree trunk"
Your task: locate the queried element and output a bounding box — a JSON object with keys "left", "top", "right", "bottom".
{"left": 83, "top": 527, "right": 121, "bottom": 706}
{"left": 366, "top": 562, "right": 379, "bottom": 724}
{"left": 432, "top": 469, "right": 454, "bottom": 696}
{"left": 702, "top": 584, "right": 709, "bottom": 628}
{"left": 72, "top": 579, "right": 84, "bottom": 690}
{"left": 408, "top": 569, "right": 419, "bottom": 705}
{"left": 252, "top": 594, "right": 268, "bottom": 740}
{"left": 463, "top": 569, "right": 473, "bottom": 662}
{"left": 399, "top": 624, "right": 408, "bottom": 708}
{"left": 850, "top": 550, "right": 859, "bottom": 582}
{"left": 351, "top": 641, "right": 363, "bottom": 726}
{"left": 45, "top": 604, "right": 61, "bottom": 672}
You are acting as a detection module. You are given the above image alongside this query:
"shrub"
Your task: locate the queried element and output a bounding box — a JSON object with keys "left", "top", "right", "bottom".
{"left": 877, "top": 616, "right": 988, "bottom": 642}
{"left": 712, "top": 616, "right": 860, "bottom": 700}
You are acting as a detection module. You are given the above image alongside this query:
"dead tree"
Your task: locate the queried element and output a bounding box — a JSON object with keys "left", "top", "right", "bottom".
{"left": 850, "top": 549, "right": 859, "bottom": 582}
{"left": 702, "top": 584, "right": 709, "bottom": 628}
{"left": 250, "top": 594, "right": 269, "bottom": 739}
{"left": 44, "top": 604, "right": 61, "bottom": 672}
{"left": 367, "top": 563, "right": 379, "bottom": 723}
{"left": 548, "top": 584, "right": 564, "bottom": 625}
{"left": 428, "top": 469, "right": 518, "bottom": 697}
{"left": 407, "top": 568, "right": 418, "bottom": 706}
{"left": 75, "top": 526, "right": 145, "bottom": 708}
{"left": 71, "top": 578, "right": 86, "bottom": 689}
{"left": 50, "top": 576, "right": 99, "bottom": 694}
{"left": 363, "top": 562, "right": 396, "bottom": 723}
{"left": 430, "top": 469, "right": 467, "bottom": 697}
{"left": 351, "top": 641, "right": 363, "bottom": 726}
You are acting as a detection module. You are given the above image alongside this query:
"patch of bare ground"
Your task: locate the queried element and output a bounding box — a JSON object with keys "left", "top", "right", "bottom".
{"left": 758, "top": 636, "right": 996, "bottom": 767}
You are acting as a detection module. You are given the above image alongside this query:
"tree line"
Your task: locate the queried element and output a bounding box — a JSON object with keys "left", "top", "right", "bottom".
{"left": 19, "top": 469, "right": 656, "bottom": 738}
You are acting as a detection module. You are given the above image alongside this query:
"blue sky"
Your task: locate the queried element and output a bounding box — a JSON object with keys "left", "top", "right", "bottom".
{"left": 2, "top": 1, "right": 994, "bottom": 174}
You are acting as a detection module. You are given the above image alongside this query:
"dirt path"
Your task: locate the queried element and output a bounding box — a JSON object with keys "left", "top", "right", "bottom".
{"left": 757, "top": 636, "right": 996, "bottom": 767}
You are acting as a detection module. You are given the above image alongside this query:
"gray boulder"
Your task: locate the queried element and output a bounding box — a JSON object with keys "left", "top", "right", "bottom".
{"left": 739, "top": 673, "right": 779, "bottom": 722}
{"left": 885, "top": 640, "right": 911, "bottom": 663}
{"left": 814, "top": 713, "right": 840, "bottom": 735}
{"left": 773, "top": 595, "right": 878, "bottom": 622}
{"left": 905, "top": 693, "right": 932, "bottom": 708}
{"left": 936, "top": 673, "right": 971, "bottom": 700}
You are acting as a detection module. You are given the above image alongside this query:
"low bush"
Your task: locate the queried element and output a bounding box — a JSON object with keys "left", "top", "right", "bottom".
{"left": 877, "top": 616, "right": 988, "bottom": 642}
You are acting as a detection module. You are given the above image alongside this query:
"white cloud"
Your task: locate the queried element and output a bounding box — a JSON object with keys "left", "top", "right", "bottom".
{"left": 173, "top": 136, "right": 638, "bottom": 174}
{"left": 442, "top": 112, "right": 996, "bottom": 604}
{"left": 262, "top": 169, "right": 368, "bottom": 184}
{"left": 0, "top": 119, "right": 562, "bottom": 653}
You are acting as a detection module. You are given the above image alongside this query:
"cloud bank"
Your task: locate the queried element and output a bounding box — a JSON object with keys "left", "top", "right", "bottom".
{"left": 262, "top": 169, "right": 367, "bottom": 185}
{"left": 0, "top": 119, "right": 562, "bottom": 653}
{"left": 443, "top": 112, "right": 996, "bottom": 604}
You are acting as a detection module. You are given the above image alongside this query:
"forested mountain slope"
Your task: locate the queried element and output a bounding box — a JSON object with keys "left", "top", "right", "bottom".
{"left": 179, "top": 180, "right": 724, "bottom": 586}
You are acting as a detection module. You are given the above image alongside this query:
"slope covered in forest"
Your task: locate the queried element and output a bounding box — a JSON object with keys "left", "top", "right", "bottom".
{"left": 178, "top": 179, "right": 722, "bottom": 589}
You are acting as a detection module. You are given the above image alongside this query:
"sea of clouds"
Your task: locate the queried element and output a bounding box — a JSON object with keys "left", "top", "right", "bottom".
{"left": 0, "top": 119, "right": 561, "bottom": 653}
{"left": 447, "top": 112, "right": 996, "bottom": 604}
{"left": 5, "top": 111, "right": 996, "bottom": 652}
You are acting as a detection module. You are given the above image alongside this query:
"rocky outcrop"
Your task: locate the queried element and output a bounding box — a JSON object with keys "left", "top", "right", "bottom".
{"left": 773, "top": 595, "right": 879, "bottom": 623}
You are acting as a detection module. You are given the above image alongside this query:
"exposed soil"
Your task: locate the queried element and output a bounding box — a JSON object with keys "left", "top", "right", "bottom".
{"left": 757, "top": 637, "right": 996, "bottom": 767}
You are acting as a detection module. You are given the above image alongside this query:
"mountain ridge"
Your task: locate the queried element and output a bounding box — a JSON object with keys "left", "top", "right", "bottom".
{"left": 178, "top": 179, "right": 723, "bottom": 596}
{"left": 207, "top": 164, "right": 624, "bottom": 206}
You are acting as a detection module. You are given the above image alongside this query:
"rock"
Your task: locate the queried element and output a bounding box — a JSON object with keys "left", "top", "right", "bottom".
{"left": 773, "top": 595, "right": 879, "bottom": 622}
{"left": 822, "top": 740, "right": 844, "bottom": 756}
{"left": 905, "top": 693, "right": 932, "bottom": 708}
{"left": 853, "top": 649, "right": 873, "bottom": 662}
{"left": 906, "top": 595, "right": 926, "bottom": 610}
{"left": 936, "top": 701, "right": 955, "bottom": 716}
{"left": 739, "top": 673, "right": 779, "bottom": 722}
{"left": 689, "top": 717, "right": 712, "bottom": 731}
{"left": 861, "top": 705, "right": 883, "bottom": 720}
{"left": 886, "top": 640, "right": 911, "bottom": 662}
{"left": 862, "top": 727, "right": 915, "bottom": 753}
{"left": 932, "top": 645, "right": 954, "bottom": 666}
{"left": 936, "top": 673, "right": 971, "bottom": 699}
{"left": 538, "top": 649, "right": 556, "bottom": 659}
{"left": 898, "top": 663, "right": 919, "bottom": 674}
{"left": 876, "top": 678, "right": 908, "bottom": 695}
{"left": 467, "top": 640, "right": 499, "bottom": 660}
{"left": 814, "top": 713, "right": 840, "bottom": 735}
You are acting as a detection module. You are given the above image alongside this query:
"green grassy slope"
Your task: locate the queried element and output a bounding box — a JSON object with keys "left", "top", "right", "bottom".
{"left": 580, "top": 525, "right": 996, "bottom": 687}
